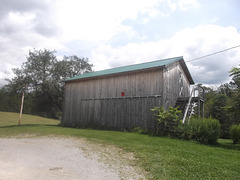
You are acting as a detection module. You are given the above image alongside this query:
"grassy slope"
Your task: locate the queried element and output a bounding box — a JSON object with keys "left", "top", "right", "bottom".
{"left": 0, "top": 112, "right": 239, "bottom": 179}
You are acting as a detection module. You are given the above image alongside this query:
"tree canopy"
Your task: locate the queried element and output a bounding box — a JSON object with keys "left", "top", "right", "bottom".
{"left": 1, "top": 49, "right": 93, "bottom": 118}
{"left": 203, "top": 64, "right": 240, "bottom": 137}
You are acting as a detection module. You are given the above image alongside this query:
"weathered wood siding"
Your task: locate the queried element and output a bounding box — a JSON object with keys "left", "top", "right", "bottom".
{"left": 162, "top": 61, "right": 190, "bottom": 109}
{"left": 62, "top": 68, "right": 164, "bottom": 130}
{"left": 62, "top": 61, "right": 192, "bottom": 131}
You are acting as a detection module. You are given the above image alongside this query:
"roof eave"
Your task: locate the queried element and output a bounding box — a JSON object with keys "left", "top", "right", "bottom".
{"left": 63, "top": 66, "right": 165, "bottom": 83}
{"left": 179, "top": 58, "right": 195, "bottom": 84}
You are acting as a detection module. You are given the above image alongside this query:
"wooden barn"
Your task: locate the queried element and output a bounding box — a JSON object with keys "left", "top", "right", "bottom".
{"left": 61, "top": 56, "right": 195, "bottom": 131}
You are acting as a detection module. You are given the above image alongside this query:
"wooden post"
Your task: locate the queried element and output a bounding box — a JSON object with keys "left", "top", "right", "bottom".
{"left": 18, "top": 92, "right": 24, "bottom": 125}
{"left": 198, "top": 85, "right": 200, "bottom": 119}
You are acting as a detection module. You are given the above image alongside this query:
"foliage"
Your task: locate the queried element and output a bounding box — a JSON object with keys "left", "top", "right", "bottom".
{"left": 1, "top": 112, "right": 240, "bottom": 179}
{"left": 229, "top": 64, "right": 240, "bottom": 88}
{"left": 230, "top": 124, "right": 240, "bottom": 144}
{"left": 131, "top": 127, "right": 148, "bottom": 134}
{"left": 177, "top": 118, "right": 221, "bottom": 145}
{"left": 202, "top": 65, "right": 240, "bottom": 138}
{"left": 208, "top": 94, "right": 232, "bottom": 137}
{"left": 228, "top": 64, "right": 240, "bottom": 122}
{"left": 190, "top": 118, "right": 221, "bottom": 144}
{"left": 0, "top": 49, "right": 93, "bottom": 118}
{"left": 0, "top": 87, "right": 22, "bottom": 112}
{"left": 175, "top": 121, "right": 193, "bottom": 140}
{"left": 151, "top": 106, "right": 181, "bottom": 136}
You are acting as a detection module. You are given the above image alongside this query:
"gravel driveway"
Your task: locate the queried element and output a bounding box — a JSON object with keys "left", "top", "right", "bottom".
{"left": 0, "top": 137, "right": 145, "bottom": 180}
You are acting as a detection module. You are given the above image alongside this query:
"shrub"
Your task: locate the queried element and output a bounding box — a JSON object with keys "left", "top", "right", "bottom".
{"left": 151, "top": 106, "right": 181, "bottom": 136}
{"left": 190, "top": 118, "right": 221, "bottom": 144}
{"left": 175, "top": 122, "right": 193, "bottom": 140}
{"left": 230, "top": 124, "right": 240, "bottom": 144}
{"left": 132, "top": 127, "right": 148, "bottom": 134}
{"left": 177, "top": 118, "right": 221, "bottom": 145}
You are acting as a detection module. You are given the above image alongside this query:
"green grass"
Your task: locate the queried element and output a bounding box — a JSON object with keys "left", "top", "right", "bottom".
{"left": 1, "top": 112, "right": 240, "bottom": 179}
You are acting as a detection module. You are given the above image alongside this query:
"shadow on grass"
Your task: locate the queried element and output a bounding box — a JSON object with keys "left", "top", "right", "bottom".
{"left": 0, "top": 124, "right": 59, "bottom": 128}
{"left": 215, "top": 141, "right": 240, "bottom": 151}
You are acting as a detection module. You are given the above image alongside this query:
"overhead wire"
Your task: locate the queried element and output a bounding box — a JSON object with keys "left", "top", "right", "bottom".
{"left": 186, "top": 44, "right": 240, "bottom": 62}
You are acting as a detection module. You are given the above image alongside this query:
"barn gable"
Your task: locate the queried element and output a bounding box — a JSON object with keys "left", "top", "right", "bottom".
{"left": 64, "top": 56, "right": 194, "bottom": 84}
{"left": 62, "top": 56, "right": 194, "bottom": 131}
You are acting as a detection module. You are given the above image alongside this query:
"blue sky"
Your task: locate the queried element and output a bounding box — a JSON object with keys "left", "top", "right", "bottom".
{"left": 0, "top": 0, "right": 240, "bottom": 87}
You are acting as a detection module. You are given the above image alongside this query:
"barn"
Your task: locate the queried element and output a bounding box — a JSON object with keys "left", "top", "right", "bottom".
{"left": 61, "top": 56, "right": 194, "bottom": 131}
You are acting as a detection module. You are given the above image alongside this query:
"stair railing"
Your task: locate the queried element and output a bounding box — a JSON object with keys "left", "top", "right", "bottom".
{"left": 182, "top": 85, "right": 196, "bottom": 123}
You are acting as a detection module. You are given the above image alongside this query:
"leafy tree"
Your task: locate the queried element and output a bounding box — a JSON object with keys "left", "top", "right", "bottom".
{"left": 218, "top": 83, "right": 235, "bottom": 97}
{"left": 3, "top": 49, "right": 93, "bottom": 118}
{"left": 0, "top": 86, "right": 21, "bottom": 112}
{"left": 229, "top": 64, "right": 240, "bottom": 123}
{"left": 230, "top": 64, "right": 240, "bottom": 88}
{"left": 202, "top": 65, "right": 240, "bottom": 138}
{"left": 203, "top": 86, "right": 217, "bottom": 118}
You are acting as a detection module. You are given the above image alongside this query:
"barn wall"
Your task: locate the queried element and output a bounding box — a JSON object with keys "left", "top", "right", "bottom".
{"left": 62, "top": 68, "right": 164, "bottom": 130}
{"left": 62, "top": 61, "right": 192, "bottom": 130}
{"left": 162, "top": 61, "right": 191, "bottom": 110}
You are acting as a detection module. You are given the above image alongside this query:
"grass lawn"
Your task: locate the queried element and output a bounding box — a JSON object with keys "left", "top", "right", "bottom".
{"left": 0, "top": 112, "right": 240, "bottom": 179}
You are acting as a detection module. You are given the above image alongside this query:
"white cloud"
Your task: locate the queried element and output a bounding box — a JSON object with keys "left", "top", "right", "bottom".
{"left": 177, "top": 0, "right": 200, "bottom": 11}
{"left": 54, "top": 0, "right": 166, "bottom": 42}
{"left": 90, "top": 25, "right": 240, "bottom": 85}
{"left": 0, "top": 0, "right": 239, "bottom": 87}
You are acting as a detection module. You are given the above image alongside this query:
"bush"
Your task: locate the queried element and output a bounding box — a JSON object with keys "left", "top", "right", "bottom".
{"left": 177, "top": 118, "right": 221, "bottom": 145}
{"left": 191, "top": 118, "right": 221, "bottom": 144}
{"left": 151, "top": 106, "right": 181, "bottom": 136}
{"left": 175, "top": 122, "right": 193, "bottom": 140}
{"left": 132, "top": 127, "right": 148, "bottom": 134}
{"left": 230, "top": 124, "right": 240, "bottom": 144}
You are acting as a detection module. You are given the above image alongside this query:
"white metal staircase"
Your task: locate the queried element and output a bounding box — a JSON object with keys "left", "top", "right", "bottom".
{"left": 175, "top": 84, "right": 205, "bottom": 123}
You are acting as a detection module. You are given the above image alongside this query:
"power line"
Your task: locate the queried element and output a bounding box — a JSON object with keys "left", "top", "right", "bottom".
{"left": 186, "top": 44, "right": 240, "bottom": 62}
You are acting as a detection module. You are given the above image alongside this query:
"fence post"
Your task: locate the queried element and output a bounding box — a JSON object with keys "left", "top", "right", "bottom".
{"left": 18, "top": 92, "right": 24, "bottom": 125}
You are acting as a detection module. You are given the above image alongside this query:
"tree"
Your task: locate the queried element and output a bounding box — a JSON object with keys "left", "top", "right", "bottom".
{"left": 0, "top": 86, "right": 21, "bottom": 112}
{"left": 4, "top": 49, "right": 93, "bottom": 118}
{"left": 229, "top": 64, "right": 240, "bottom": 122}
{"left": 203, "top": 84, "right": 236, "bottom": 138}
{"left": 203, "top": 65, "right": 240, "bottom": 137}
{"left": 230, "top": 64, "right": 240, "bottom": 88}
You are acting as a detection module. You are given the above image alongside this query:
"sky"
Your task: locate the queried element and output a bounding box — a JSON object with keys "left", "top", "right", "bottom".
{"left": 0, "top": 0, "right": 240, "bottom": 87}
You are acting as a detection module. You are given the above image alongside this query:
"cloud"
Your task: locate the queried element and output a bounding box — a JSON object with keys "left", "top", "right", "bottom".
{"left": 0, "top": 0, "right": 45, "bottom": 19}
{"left": 53, "top": 0, "right": 200, "bottom": 42}
{"left": 177, "top": 0, "right": 200, "bottom": 11}
{"left": 90, "top": 25, "right": 240, "bottom": 85}
{"left": 0, "top": 0, "right": 66, "bottom": 84}
{"left": 53, "top": 0, "right": 167, "bottom": 42}
{"left": 0, "top": 0, "right": 239, "bottom": 88}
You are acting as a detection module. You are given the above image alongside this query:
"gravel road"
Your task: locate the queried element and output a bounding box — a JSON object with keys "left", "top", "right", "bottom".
{"left": 0, "top": 137, "right": 145, "bottom": 180}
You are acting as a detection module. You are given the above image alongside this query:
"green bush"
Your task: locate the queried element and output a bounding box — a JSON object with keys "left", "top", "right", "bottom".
{"left": 175, "top": 122, "right": 193, "bottom": 140}
{"left": 191, "top": 118, "right": 221, "bottom": 144}
{"left": 177, "top": 118, "right": 221, "bottom": 145}
{"left": 151, "top": 106, "right": 181, "bottom": 136}
{"left": 132, "top": 127, "right": 148, "bottom": 134}
{"left": 230, "top": 124, "right": 240, "bottom": 144}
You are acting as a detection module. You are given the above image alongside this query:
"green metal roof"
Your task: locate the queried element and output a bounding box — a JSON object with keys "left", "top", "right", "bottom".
{"left": 64, "top": 56, "right": 184, "bottom": 82}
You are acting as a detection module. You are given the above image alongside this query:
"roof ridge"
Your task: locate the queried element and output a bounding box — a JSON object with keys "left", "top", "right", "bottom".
{"left": 100, "top": 56, "right": 183, "bottom": 70}
{"left": 64, "top": 56, "right": 183, "bottom": 82}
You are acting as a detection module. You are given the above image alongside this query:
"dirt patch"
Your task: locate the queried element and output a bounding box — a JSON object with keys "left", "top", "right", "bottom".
{"left": 0, "top": 137, "right": 146, "bottom": 180}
